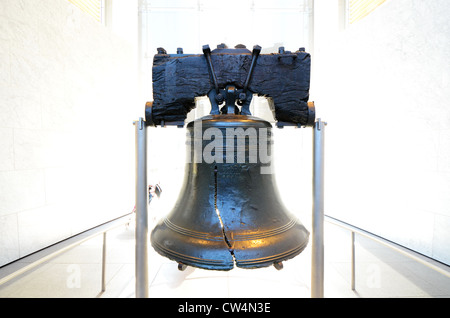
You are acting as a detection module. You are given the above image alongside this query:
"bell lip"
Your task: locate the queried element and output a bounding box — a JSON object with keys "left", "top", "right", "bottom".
{"left": 235, "top": 241, "right": 309, "bottom": 269}
{"left": 151, "top": 218, "right": 310, "bottom": 271}
{"left": 186, "top": 114, "right": 272, "bottom": 128}
{"left": 150, "top": 225, "right": 235, "bottom": 271}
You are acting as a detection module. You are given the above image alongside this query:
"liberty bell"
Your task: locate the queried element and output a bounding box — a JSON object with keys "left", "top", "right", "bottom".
{"left": 148, "top": 44, "right": 314, "bottom": 270}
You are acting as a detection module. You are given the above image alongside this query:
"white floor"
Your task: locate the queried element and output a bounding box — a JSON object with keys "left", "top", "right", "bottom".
{"left": 1, "top": 219, "right": 450, "bottom": 298}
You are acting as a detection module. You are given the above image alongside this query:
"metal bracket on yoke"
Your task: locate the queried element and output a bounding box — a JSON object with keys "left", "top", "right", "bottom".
{"left": 203, "top": 44, "right": 261, "bottom": 116}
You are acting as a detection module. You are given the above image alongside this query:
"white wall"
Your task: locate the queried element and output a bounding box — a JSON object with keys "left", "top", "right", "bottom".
{"left": 0, "top": 0, "right": 139, "bottom": 266}
{"left": 314, "top": 0, "right": 450, "bottom": 264}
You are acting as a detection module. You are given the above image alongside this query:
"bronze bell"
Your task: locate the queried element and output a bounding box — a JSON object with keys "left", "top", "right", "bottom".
{"left": 150, "top": 101, "right": 310, "bottom": 270}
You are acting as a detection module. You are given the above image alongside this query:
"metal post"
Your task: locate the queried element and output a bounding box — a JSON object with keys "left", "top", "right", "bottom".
{"left": 135, "top": 117, "right": 149, "bottom": 298}
{"left": 101, "top": 232, "right": 107, "bottom": 292}
{"left": 311, "top": 118, "right": 326, "bottom": 298}
{"left": 351, "top": 231, "right": 356, "bottom": 290}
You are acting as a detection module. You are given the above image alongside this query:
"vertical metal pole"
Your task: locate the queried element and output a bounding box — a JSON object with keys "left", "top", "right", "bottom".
{"left": 135, "top": 117, "right": 148, "bottom": 298}
{"left": 311, "top": 118, "right": 326, "bottom": 298}
{"left": 351, "top": 231, "right": 356, "bottom": 290}
{"left": 101, "top": 232, "right": 107, "bottom": 292}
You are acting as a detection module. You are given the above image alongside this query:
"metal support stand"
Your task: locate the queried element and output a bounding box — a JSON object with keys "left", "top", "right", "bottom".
{"left": 101, "top": 232, "right": 107, "bottom": 292}
{"left": 134, "top": 117, "right": 148, "bottom": 298}
{"left": 311, "top": 118, "right": 326, "bottom": 298}
{"left": 351, "top": 231, "right": 356, "bottom": 291}
{"left": 133, "top": 116, "right": 326, "bottom": 298}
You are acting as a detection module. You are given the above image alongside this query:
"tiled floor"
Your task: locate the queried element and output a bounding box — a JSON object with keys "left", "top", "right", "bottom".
{"left": 1, "top": 217, "right": 450, "bottom": 298}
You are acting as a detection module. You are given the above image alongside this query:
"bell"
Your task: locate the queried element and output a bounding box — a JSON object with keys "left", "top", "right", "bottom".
{"left": 150, "top": 110, "right": 310, "bottom": 270}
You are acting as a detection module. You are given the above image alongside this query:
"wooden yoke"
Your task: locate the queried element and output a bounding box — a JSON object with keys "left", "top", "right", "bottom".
{"left": 145, "top": 44, "right": 314, "bottom": 127}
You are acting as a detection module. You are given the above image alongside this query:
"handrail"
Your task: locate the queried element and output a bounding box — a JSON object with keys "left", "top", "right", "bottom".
{"left": 325, "top": 215, "right": 450, "bottom": 291}
{"left": 0, "top": 212, "right": 134, "bottom": 292}
{"left": 3, "top": 211, "right": 447, "bottom": 296}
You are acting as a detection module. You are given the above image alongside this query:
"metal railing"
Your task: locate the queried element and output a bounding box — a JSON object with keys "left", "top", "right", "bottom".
{"left": 0, "top": 213, "right": 134, "bottom": 294}
{"left": 325, "top": 215, "right": 450, "bottom": 291}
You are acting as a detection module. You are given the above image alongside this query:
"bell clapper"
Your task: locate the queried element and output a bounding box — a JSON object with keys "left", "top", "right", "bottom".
{"left": 178, "top": 263, "right": 188, "bottom": 271}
